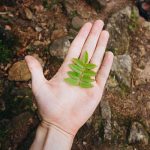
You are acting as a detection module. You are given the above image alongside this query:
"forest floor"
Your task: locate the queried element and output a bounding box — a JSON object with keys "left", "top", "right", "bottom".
{"left": 0, "top": 0, "right": 150, "bottom": 150}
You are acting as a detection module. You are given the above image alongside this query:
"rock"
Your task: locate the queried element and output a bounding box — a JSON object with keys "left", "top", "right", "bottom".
{"left": 35, "top": 26, "right": 43, "bottom": 32}
{"left": 8, "top": 54, "right": 44, "bottom": 81}
{"left": 71, "top": 16, "right": 85, "bottom": 30}
{"left": 100, "top": 100, "right": 111, "bottom": 141}
{"left": 138, "top": 45, "right": 146, "bottom": 57}
{"left": 86, "top": 0, "right": 107, "bottom": 11}
{"left": 8, "top": 60, "right": 30, "bottom": 81}
{"left": 147, "top": 102, "right": 150, "bottom": 111}
{"left": 142, "top": 21, "right": 150, "bottom": 31}
{"left": 111, "top": 121, "right": 127, "bottom": 143}
{"left": 106, "top": 6, "right": 139, "bottom": 54}
{"left": 68, "top": 28, "right": 78, "bottom": 38}
{"left": 63, "top": 0, "right": 76, "bottom": 16}
{"left": 136, "top": 60, "right": 150, "bottom": 85}
{"left": 128, "top": 122, "right": 149, "bottom": 145}
{"left": 51, "top": 28, "right": 67, "bottom": 41}
{"left": 24, "top": 8, "right": 33, "bottom": 20}
{"left": 49, "top": 36, "right": 71, "bottom": 59}
{"left": 106, "top": 75, "right": 118, "bottom": 89}
{"left": 111, "top": 54, "right": 132, "bottom": 88}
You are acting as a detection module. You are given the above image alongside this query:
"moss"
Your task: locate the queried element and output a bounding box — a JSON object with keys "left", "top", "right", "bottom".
{"left": 0, "top": 26, "right": 18, "bottom": 63}
{"left": 119, "top": 82, "right": 131, "bottom": 97}
{"left": 128, "top": 9, "right": 139, "bottom": 32}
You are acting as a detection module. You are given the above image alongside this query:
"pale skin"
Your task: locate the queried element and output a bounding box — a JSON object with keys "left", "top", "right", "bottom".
{"left": 25, "top": 20, "right": 114, "bottom": 150}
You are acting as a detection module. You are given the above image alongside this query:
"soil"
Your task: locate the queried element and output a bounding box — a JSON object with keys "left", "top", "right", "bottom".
{"left": 0, "top": 0, "right": 149, "bottom": 150}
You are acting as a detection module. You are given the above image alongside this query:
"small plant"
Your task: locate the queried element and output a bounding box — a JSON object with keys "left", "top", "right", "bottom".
{"left": 64, "top": 51, "right": 97, "bottom": 88}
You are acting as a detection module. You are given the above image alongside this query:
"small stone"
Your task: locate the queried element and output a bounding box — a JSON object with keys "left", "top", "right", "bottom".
{"left": 142, "top": 21, "right": 150, "bottom": 30}
{"left": 83, "top": 141, "right": 87, "bottom": 145}
{"left": 138, "top": 45, "right": 146, "bottom": 56}
{"left": 33, "top": 41, "right": 43, "bottom": 46}
{"left": 5, "top": 25, "right": 11, "bottom": 31}
{"left": 51, "top": 29, "right": 67, "bottom": 41}
{"left": 8, "top": 54, "right": 44, "bottom": 81}
{"left": 68, "top": 28, "right": 78, "bottom": 37}
{"left": 62, "top": 0, "right": 76, "bottom": 16}
{"left": 136, "top": 60, "right": 150, "bottom": 85}
{"left": 34, "top": 5, "right": 44, "bottom": 12}
{"left": 111, "top": 54, "right": 132, "bottom": 88}
{"left": 71, "top": 16, "right": 85, "bottom": 30}
{"left": 49, "top": 36, "right": 71, "bottom": 59}
{"left": 128, "top": 122, "right": 149, "bottom": 145}
{"left": 146, "top": 102, "right": 150, "bottom": 110}
{"left": 106, "top": 76, "right": 118, "bottom": 89}
{"left": 8, "top": 60, "right": 31, "bottom": 81}
{"left": 35, "top": 26, "right": 43, "bottom": 32}
{"left": 24, "top": 8, "right": 33, "bottom": 20}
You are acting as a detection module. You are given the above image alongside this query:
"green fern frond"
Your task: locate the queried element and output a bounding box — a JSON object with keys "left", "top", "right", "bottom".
{"left": 64, "top": 51, "right": 97, "bottom": 88}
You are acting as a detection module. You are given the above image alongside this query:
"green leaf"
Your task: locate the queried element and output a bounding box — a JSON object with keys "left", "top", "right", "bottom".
{"left": 65, "top": 51, "right": 97, "bottom": 88}
{"left": 64, "top": 78, "right": 79, "bottom": 86}
{"left": 79, "top": 81, "right": 93, "bottom": 88}
{"left": 72, "top": 58, "right": 84, "bottom": 68}
{"left": 81, "top": 76, "right": 95, "bottom": 82}
{"left": 69, "top": 64, "right": 82, "bottom": 73}
{"left": 81, "top": 51, "right": 88, "bottom": 64}
{"left": 83, "top": 70, "right": 96, "bottom": 76}
{"left": 67, "top": 71, "right": 80, "bottom": 79}
{"left": 85, "top": 63, "right": 97, "bottom": 69}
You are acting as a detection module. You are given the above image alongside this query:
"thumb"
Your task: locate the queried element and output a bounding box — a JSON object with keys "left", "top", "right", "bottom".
{"left": 25, "top": 55, "right": 45, "bottom": 84}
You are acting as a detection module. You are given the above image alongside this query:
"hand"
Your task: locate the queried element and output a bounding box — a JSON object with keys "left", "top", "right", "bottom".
{"left": 25, "top": 20, "right": 114, "bottom": 136}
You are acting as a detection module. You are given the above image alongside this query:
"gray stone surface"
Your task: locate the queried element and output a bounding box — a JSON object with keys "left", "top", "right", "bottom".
{"left": 128, "top": 122, "right": 149, "bottom": 145}
{"left": 106, "top": 6, "right": 139, "bottom": 54}
{"left": 71, "top": 16, "right": 85, "bottom": 30}
{"left": 111, "top": 54, "right": 132, "bottom": 88}
{"left": 135, "top": 60, "right": 150, "bottom": 85}
{"left": 49, "top": 36, "right": 71, "bottom": 59}
{"left": 63, "top": 0, "right": 77, "bottom": 16}
{"left": 100, "top": 100, "right": 111, "bottom": 141}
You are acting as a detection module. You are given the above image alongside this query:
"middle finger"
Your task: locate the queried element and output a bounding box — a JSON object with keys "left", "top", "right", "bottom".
{"left": 80, "top": 20, "right": 104, "bottom": 61}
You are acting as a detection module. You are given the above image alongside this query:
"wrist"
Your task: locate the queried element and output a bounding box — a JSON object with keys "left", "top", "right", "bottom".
{"left": 43, "top": 125, "right": 74, "bottom": 150}
{"left": 49, "top": 125, "right": 74, "bottom": 141}
{"left": 41, "top": 120, "right": 76, "bottom": 137}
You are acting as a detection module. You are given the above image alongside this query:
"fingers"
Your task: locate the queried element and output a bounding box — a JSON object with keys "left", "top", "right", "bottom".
{"left": 62, "top": 22, "right": 92, "bottom": 68}
{"left": 90, "top": 31, "right": 109, "bottom": 72}
{"left": 80, "top": 20, "right": 104, "bottom": 61}
{"left": 25, "top": 55, "right": 46, "bottom": 84}
{"left": 96, "top": 52, "right": 114, "bottom": 90}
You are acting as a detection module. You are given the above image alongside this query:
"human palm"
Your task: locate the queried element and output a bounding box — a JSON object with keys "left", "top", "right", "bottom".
{"left": 25, "top": 20, "right": 113, "bottom": 136}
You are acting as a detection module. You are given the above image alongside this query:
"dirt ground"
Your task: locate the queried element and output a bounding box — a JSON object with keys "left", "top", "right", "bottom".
{"left": 0, "top": 0, "right": 150, "bottom": 150}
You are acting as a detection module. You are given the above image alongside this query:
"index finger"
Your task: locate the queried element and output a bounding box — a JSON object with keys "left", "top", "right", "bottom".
{"left": 60, "top": 22, "right": 92, "bottom": 71}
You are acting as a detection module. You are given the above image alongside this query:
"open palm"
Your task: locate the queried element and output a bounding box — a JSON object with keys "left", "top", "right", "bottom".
{"left": 25, "top": 20, "right": 114, "bottom": 136}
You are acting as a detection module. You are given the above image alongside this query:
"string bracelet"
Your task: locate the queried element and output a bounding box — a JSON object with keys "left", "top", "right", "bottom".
{"left": 40, "top": 119, "right": 75, "bottom": 138}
